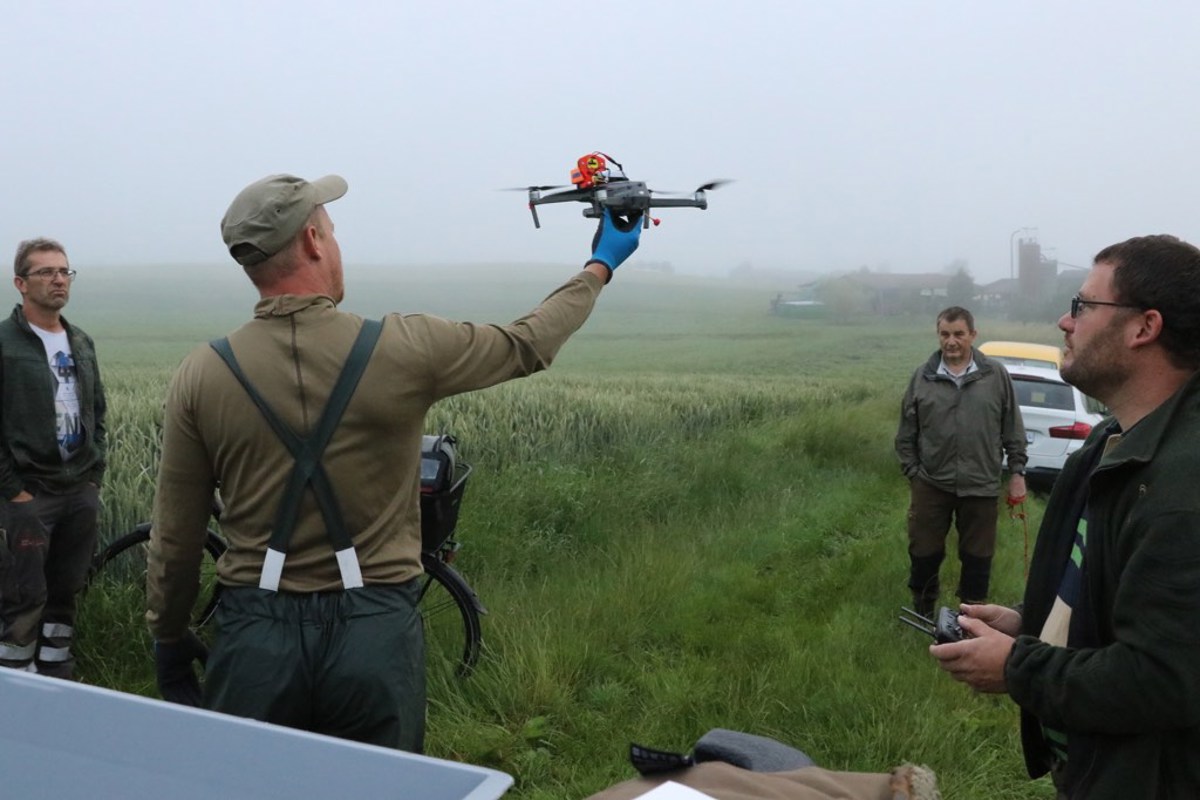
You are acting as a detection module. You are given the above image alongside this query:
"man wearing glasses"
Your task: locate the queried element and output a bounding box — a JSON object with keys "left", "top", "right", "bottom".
{"left": 931, "top": 234, "right": 1200, "bottom": 798}
{"left": 0, "top": 238, "right": 106, "bottom": 679}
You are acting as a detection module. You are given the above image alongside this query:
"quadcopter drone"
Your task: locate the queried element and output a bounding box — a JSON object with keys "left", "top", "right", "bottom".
{"left": 509, "top": 152, "right": 730, "bottom": 229}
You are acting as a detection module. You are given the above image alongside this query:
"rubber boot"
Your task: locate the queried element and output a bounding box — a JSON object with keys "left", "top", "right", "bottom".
{"left": 957, "top": 554, "right": 992, "bottom": 604}
{"left": 908, "top": 553, "right": 944, "bottom": 617}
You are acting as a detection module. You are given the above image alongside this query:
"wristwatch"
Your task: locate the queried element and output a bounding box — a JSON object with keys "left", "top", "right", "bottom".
{"left": 1011, "top": 467, "right": 1026, "bottom": 476}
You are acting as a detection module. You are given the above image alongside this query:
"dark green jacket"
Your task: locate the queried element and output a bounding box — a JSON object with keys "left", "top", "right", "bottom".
{"left": 895, "top": 348, "right": 1026, "bottom": 496}
{"left": 0, "top": 304, "right": 107, "bottom": 498}
{"left": 1007, "top": 372, "right": 1200, "bottom": 799}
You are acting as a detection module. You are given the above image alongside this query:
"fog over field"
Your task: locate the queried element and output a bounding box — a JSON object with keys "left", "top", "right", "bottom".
{"left": 6, "top": 1, "right": 1200, "bottom": 284}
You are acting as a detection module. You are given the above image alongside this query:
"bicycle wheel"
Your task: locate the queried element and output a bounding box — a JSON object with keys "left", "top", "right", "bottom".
{"left": 75, "top": 524, "right": 226, "bottom": 693}
{"left": 417, "top": 553, "right": 483, "bottom": 675}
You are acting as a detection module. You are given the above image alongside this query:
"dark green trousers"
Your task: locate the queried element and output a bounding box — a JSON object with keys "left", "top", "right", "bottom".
{"left": 204, "top": 581, "right": 425, "bottom": 752}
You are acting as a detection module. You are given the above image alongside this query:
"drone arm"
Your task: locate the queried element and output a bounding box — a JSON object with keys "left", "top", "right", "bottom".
{"left": 528, "top": 190, "right": 591, "bottom": 229}
{"left": 646, "top": 192, "right": 708, "bottom": 211}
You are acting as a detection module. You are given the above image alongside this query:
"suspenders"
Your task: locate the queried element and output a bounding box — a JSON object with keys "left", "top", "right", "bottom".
{"left": 209, "top": 318, "right": 383, "bottom": 591}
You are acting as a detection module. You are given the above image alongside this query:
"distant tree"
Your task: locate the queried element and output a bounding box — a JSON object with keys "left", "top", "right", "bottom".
{"left": 942, "top": 257, "right": 969, "bottom": 276}
{"left": 947, "top": 267, "right": 977, "bottom": 307}
{"left": 1010, "top": 276, "right": 1081, "bottom": 324}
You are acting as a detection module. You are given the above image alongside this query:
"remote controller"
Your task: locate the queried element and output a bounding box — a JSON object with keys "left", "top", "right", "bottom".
{"left": 898, "top": 605, "right": 968, "bottom": 643}
{"left": 934, "top": 606, "right": 965, "bottom": 643}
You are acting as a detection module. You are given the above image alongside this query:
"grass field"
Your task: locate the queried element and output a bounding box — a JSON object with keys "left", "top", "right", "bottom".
{"left": 70, "top": 263, "right": 1065, "bottom": 798}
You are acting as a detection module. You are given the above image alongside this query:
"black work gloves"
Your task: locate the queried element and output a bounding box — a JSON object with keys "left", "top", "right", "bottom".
{"left": 154, "top": 630, "right": 208, "bottom": 706}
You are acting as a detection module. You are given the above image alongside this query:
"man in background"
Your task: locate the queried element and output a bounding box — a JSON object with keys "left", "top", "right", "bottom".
{"left": 931, "top": 235, "right": 1200, "bottom": 798}
{"left": 147, "top": 173, "right": 643, "bottom": 751}
{"left": 0, "top": 238, "right": 106, "bottom": 678}
{"left": 895, "top": 306, "right": 1026, "bottom": 614}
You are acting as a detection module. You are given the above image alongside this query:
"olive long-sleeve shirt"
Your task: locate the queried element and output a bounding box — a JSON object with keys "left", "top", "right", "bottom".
{"left": 147, "top": 270, "right": 601, "bottom": 641}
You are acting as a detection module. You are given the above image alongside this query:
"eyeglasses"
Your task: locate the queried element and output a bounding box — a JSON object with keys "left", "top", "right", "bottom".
{"left": 21, "top": 268, "right": 77, "bottom": 281}
{"left": 1069, "top": 295, "right": 1144, "bottom": 319}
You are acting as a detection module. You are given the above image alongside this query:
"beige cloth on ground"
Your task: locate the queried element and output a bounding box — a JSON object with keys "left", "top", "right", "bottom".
{"left": 584, "top": 760, "right": 940, "bottom": 800}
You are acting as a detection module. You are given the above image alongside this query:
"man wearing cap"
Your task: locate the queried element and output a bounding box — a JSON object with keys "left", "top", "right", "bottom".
{"left": 146, "top": 173, "right": 642, "bottom": 750}
{"left": 0, "top": 238, "right": 106, "bottom": 679}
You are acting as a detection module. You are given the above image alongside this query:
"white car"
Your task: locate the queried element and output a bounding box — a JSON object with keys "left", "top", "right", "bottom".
{"left": 1001, "top": 363, "right": 1107, "bottom": 483}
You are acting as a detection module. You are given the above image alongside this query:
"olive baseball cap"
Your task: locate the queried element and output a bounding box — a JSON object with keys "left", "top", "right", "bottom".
{"left": 220, "top": 173, "right": 348, "bottom": 266}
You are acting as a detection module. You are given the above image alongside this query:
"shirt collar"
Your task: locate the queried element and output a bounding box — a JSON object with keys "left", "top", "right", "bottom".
{"left": 253, "top": 294, "right": 336, "bottom": 319}
{"left": 937, "top": 356, "right": 977, "bottom": 380}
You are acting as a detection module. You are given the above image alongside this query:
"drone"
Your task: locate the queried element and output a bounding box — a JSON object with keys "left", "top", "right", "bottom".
{"left": 508, "top": 152, "right": 730, "bottom": 229}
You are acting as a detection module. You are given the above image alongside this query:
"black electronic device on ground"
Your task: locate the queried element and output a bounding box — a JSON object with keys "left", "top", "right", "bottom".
{"left": 898, "top": 606, "right": 966, "bottom": 644}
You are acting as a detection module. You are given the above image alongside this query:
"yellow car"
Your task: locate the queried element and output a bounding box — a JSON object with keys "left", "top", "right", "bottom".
{"left": 978, "top": 340, "right": 1062, "bottom": 370}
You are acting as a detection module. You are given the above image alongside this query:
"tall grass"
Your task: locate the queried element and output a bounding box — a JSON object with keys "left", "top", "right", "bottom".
{"left": 73, "top": 266, "right": 1059, "bottom": 799}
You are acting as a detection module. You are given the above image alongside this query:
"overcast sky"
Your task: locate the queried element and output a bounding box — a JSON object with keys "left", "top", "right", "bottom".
{"left": 5, "top": 1, "right": 1200, "bottom": 283}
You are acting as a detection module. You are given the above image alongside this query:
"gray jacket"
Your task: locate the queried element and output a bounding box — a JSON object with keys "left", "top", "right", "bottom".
{"left": 894, "top": 348, "right": 1026, "bottom": 497}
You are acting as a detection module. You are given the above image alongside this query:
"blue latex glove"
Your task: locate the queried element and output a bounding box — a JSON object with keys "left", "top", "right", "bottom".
{"left": 154, "top": 630, "right": 208, "bottom": 706}
{"left": 590, "top": 207, "right": 643, "bottom": 275}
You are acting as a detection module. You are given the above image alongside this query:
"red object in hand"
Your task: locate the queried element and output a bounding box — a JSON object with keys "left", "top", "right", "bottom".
{"left": 1007, "top": 494, "right": 1027, "bottom": 507}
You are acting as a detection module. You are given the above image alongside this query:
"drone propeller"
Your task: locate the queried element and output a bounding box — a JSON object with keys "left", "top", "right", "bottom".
{"left": 649, "top": 179, "right": 734, "bottom": 195}
{"left": 500, "top": 185, "right": 568, "bottom": 192}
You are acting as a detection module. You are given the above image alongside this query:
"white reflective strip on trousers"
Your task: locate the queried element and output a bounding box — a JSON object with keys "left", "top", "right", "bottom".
{"left": 0, "top": 641, "right": 37, "bottom": 660}
{"left": 41, "top": 622, "right": 74, "bottom": 639}
{"left": 37, "top": 645, "right": 71, "bottom": 663}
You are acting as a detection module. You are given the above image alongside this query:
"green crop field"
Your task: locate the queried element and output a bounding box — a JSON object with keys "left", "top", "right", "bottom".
{"left": 67, "top": 263, "right": 1064, "bottom": 798}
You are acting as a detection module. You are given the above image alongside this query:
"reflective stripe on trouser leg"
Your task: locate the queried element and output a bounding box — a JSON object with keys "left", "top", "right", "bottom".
{"left": 0, "top": 640, "right": 37, "bottom": 669}
{"left": 36, "top": 621, "right": 75, "bottom": 678}
{"left": 41, "top": 622, "right": 73, "bottom": 640}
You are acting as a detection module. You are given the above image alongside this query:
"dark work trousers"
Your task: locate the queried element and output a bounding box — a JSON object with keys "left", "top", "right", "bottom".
{"left": 0, "top": 483, "right": 100, "bottom": 677}
{"left": 906, "top": 477, "right": 998, "bottom": 605}
{"left": 204, "top": 581, "right": 426, "bottom": 752}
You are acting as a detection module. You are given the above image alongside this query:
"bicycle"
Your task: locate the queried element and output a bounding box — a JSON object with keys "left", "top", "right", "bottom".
{"left": 77, "top": 435, "right": 485, "bottom": 687}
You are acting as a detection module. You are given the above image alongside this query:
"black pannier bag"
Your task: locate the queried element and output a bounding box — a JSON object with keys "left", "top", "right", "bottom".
{"left": 419, "top": 434, "right": 468, "bottom": 552}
